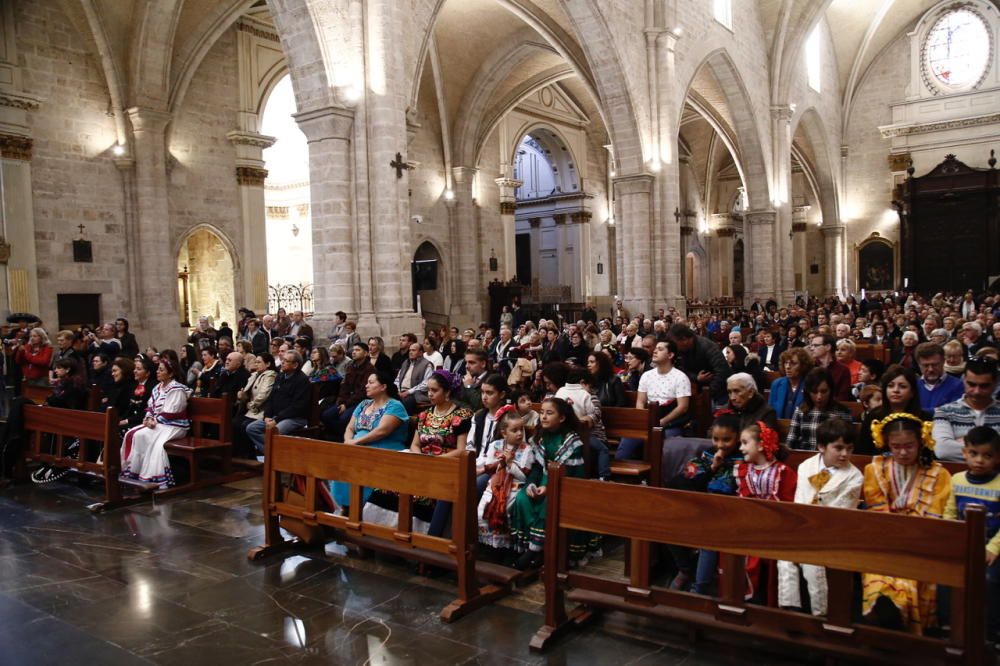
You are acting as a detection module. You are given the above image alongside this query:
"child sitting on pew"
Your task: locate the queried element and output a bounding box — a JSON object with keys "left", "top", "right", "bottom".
{"left": 862, "top": 413, "right": 952, "bottom": 635}
{"left": 736, "top": 421, "right": 797, "bottom": 604}
{"left": 778, "top": 418, "right": 863, "bottom": 616}
{"left": 858, "top": 384, "right": 882, "bottom": 422}
{"left": 477, "top": 405, "right": 535, "bottom": 560}
{"left": 511, "top": 389, "right": 539, "bottom": 437}
{"left": 944, "top": 425, "right": 1000, "bottom": 643}
{"left": 667, "top": 412, "right": 743, "bottom": 593}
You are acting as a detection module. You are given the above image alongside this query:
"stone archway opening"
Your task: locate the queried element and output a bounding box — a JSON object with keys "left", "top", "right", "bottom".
{"left": 178, "top": 228, "right": 236, "bottom": 329}
{"left": 413, "top": 241, "right": 447, "bottom": 330}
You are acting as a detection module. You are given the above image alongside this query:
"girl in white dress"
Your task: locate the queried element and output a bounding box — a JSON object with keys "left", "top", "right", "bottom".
{"left": 120, "top": 357, "right": 191, "bottom": 488}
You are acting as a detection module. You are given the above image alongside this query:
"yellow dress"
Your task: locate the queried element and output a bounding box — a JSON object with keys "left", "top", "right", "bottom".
{"left": 861, "top": 456, "right": 952, "bottom": 634}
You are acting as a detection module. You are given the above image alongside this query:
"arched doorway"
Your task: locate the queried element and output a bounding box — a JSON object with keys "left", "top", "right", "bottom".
{"left": 413, "top": 241, "right": 447, "bottom": 329}
{"left": 177, "top": 228, "right": 237, "bottom": 329}
{"left": 261, "top": 74, "right": 313, "bottom": 301}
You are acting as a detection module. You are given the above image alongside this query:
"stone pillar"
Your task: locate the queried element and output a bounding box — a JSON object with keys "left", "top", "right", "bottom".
{"left": 449, "top": 166, "right": 481, "bottom": 325}
{"left": 127, "top": 107, "right": 182, "bottom": 347}
{"left": 770, "top": 105, "right": 795, "bottom": 303}
{"left": 745, "top": 210, "right": 777, "bottom": 300}
{"left": 227, "top": 131, "right": 275, "bottom": 315}
{"left": 294, "top": 105, "right": 357, "bottom": 334}
{"left": 495, "top": 177, "right": 522, "bottom": 281}
{"left": 822, "top": 224, "right": 845, "bottom": 296}
{"left": 715, "top": 226, "right": 736, "bottom": 297}
{"left": 791, "top": 205, "right": 810, "bottom": 293}
{"left": 613, "top": 174, "right": 654, "bottom": 315}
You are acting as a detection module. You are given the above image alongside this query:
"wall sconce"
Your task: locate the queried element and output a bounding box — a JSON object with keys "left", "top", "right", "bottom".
{"left": 292, "top": 224, "right": 300, "bottom": 237}
{"left": 489, "top": 248, "right": 498, "bottom": 272}
{"left": 597, "top": 255, "right": 604, "bottom": 275}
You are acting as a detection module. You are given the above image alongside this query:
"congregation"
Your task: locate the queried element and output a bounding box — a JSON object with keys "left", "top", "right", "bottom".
{"left": 3, "top": 287, "right": 1000, "bottom": 648}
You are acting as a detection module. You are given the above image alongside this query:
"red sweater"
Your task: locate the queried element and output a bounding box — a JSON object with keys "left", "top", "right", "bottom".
{"left": 15, "top": 344, "right": 53, "bottom": 381}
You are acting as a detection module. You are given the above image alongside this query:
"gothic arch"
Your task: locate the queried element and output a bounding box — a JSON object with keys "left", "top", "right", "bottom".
{"left": 678, "top": 49, "right": 771, "bottom": 210}
{"left": 792, "top": 107, "right": 840, "bottom": 226}
{"left": 505, "top": 122, "right": 582, "bottom": 192}
{"left": 174, "top": 223, "right": 242, "bottom": 273}
{"left": 413, "top": 238, "right": 450, "bottom": 325}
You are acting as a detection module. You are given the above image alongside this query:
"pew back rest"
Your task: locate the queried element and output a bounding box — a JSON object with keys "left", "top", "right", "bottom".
{"left": 548, "top": 463, "right": 980, "bottom": 588}
{"left": 187, "top": 395, "right": 232, "bottom": 442}
{"left": 601, "top": 405, "right": 656, "bottom": 441}
{"left": 23, "top": 404, "right": 115, "bottom": 442}
{"left": 783, "top": 449, "right": 967, "bottom": 477}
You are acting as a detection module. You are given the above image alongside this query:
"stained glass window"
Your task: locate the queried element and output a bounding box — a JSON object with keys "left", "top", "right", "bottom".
{"left": 926, "top": 9, "right": 990, "bottom": 89}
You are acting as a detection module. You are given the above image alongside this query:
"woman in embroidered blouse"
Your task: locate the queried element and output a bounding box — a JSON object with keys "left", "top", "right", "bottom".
{"left": 120, "top": 357, "right": 192, "bottom": 489}
{"left": 768, "top": 348, "right": 813, "bottom": 419}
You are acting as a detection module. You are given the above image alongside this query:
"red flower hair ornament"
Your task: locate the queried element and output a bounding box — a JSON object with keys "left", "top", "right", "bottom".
{"left": 756, "top": 421, "right": 780, "bottom": 461}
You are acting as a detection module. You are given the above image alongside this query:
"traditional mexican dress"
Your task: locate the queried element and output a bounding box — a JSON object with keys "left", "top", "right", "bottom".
{"left": 120, "top": 380, "right": 191, "bottom": 489}
{"left": 509, "top": 430, "right": 600, "bottom": 558}
{"left": 736, "top": 460, "right": 797, "bottom": 604}
{"left": 477, "top": 436, "right": 536, "bottom": 549}
{"left": 328, "top": 398, "right": 408, "bottom": 509}
{"left": 362, "top": 405, "right": 472, "bottom": 530}
{"left": 861, "top": 456, "right": 952, "bottom": 634}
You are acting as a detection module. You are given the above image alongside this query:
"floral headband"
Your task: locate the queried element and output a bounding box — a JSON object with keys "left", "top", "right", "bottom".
{"left": 432, "top": 369, "right": 463, "bottom": 394}
{"left": 756, "top": 421, "right": 780, "bottom": 461}
{"left": 870, "top": 412, "right": 935, "bottom": 450}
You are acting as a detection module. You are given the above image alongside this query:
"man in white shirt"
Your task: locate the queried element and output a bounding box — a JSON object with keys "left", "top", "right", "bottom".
{"left": 620, "top": 340, "right": 692, "bottom": 462}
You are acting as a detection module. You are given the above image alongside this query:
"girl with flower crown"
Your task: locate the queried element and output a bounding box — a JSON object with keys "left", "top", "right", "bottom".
{"left": 862, "top": 412, "right": 952, "bottom": 634}
{"left": 735, "top": 421, "right": 797, "bottom": 604}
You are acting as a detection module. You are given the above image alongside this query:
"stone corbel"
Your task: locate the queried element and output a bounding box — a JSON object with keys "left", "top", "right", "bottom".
{"left": 0, "top": 133, "right": 32, "bottom": 160}
{"left": 237, "top": 166, "right": 268, "bottom": 186}
{"left": 0, "top": 238, "right": 10, "bottom": 263}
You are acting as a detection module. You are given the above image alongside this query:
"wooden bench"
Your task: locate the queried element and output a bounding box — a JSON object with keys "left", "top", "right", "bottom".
{"left": 158, "top": 394, "right": 257, "bottom": 497}
{"left": 248, "top": 428, "right": 527, "bottom": 621}
{"left": 531, "top": 463, "right": 986, "bottom": 665}
{"left": 784, "top": 448, "right": 967, "bottom": 477}
{"left": 20, "top": 380, "right": 52, "bottom": 404}
{"left": 856, "top": 343, "right": 891, "bottom": 365}
{"left": 603, "top": 405, "right": 663, "bottom": 485}
{"left": 18, "top": 405, "right": 125, "bottom": 511}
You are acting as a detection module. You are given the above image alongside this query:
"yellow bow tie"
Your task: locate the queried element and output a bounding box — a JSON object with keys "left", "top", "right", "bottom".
{"left": 809, "top": 469, "right": 832, "bottom": 503}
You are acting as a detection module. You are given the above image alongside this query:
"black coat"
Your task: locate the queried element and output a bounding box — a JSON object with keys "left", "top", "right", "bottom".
{"left": 675, "top": 335, "right": 731, "bottom": 402}
{"left": 211, "top": 367, "right": 250, "bottom": 400}
{"left": 264, "top": 370, "right": 311, "bottom": 423}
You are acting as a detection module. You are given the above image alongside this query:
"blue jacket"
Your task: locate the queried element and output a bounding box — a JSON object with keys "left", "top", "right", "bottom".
{"left": 768, "top": 376, "right": 805, "bottom": 420}
{"left": 918, "top": 374, "right": 964, "bottom": 412}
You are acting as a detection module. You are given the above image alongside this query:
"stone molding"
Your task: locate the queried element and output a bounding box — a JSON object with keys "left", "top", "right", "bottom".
{"left": 226, "top": 130, "right": 277, "bottom": 149}
{"left": 236, "top": 18, "right": 280, "bottom": 43}
{"left": 553, "top": 214, "right": 567, "bottom": 225}
{"left": 878, "top": 112, "right": 1000, "bottom": 138}
{"left": 293, "top": 105, "right": 354, "bottom": 142}
{"left": 745, "top": 210, "right": 777, "bottom": 226}
{"left": 716, "top": 227, "right": 736, "bottom": 238}
{"left": 569, "top": 211, "right": 592, "bottom": 224}
{"left": 887, "top": 152, "right": 912, "bottom": 171}
{"left": 0, "top": 238, "right": 10, "bottom": 263}
{"left": 792, "top": 222, "right": 808, "bottom": 233}
{"left": 770, "top": 105, "right": 793, "bottom": 123}
{"left": 236, "top": 166, "right": 268, "bottom": 186}
{"left": 612, "top": 173, "right": 654, "bottom": 195}
{"left": 0, "top": 133, "right": 32, "bottom": 160}
{"left": 821, "top": 224, "right": 846, "bottom": 238}
{"left": 499, "top": 201, "right": 516, "bottom": 215}
{"left": 494, "top": 177, "right": 523, "bottom": 189}
{"left": 0, "top": 91, "right": 40, "bottom": 110}
{"left": 126, "top": 107, "right": 173, "bottom": 133}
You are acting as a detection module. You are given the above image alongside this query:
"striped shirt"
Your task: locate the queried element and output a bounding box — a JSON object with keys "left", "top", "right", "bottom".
{"left": 932, "top": 398, "right": 1000, "bottom": 462}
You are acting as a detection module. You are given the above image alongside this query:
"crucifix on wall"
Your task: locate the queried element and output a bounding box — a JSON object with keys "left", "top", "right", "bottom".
{"left": 73, "top": 223, "right": 93, "bottom": 263}
{"left": 390, "top": 152, "right": 412, "bottom": 179}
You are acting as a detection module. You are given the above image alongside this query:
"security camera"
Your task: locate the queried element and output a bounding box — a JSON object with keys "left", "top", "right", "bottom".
{"left": 411, "top": 215, "right": 424, "bottom": 225}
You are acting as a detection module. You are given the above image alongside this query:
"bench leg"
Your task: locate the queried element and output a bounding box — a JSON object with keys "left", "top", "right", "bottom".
{"left": 529, "top": 605, "right": 595, "bottom": 651}
{"left": 247, "top": 537, "right": 298, "bottom": 562}
{"left": 440, "top": 584, "right": 508, "bottom": 623}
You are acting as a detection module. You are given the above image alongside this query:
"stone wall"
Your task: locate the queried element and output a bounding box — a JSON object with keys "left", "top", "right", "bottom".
{"left": 17, "top": 0, "right": 127, "bottom": 326}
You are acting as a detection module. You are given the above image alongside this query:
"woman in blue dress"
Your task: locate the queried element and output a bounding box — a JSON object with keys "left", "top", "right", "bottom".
{"left": 329, "top": 370, "right": 409, "bottom": 511}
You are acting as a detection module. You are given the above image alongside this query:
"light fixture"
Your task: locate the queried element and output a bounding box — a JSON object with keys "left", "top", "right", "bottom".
{"left": 597, "top": 255, "right": 604, "bottom": 275}
{"left": 489, "top": 248, "right": 498, "bottom": 272}
{"left": 291, "top": 224, "right": 300, "bottom": 237}
{"left": 112, "top": 143, "right": 125, "bottom": 156}
{"left": 342, "top": 86, "right": 363, "bottom": 103}
{"left": 443, "top": 189, "right": 455, "bottom": 201}
{"left": 648, "top": 160, "right": 661, "bottom": 173}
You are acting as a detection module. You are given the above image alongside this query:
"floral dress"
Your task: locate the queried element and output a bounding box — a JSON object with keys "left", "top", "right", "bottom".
{"left": 477, "top": 437, "right": 536, "bottom": 549}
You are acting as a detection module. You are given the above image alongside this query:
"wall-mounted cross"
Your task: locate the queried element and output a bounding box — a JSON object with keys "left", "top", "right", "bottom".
{"left": 77, "top": 224, "right": 86, "bottom": 237}
{"left": 390, "top": 152, "right": 412, "bottom": 179}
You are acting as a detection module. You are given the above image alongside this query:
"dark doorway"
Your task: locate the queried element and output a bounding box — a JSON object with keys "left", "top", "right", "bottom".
{"left": 733, "top": 239, "right": 745, "bottom": 299}
{"left": 515, "top": 233, "right": 531, "bottom": 285}
{"left": 57, "top": 294, "right": 100, "bottom": 330}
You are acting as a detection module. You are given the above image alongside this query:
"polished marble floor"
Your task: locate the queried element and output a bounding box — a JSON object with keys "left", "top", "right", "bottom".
{"left": 0, "top": 476, "right": 808, "bottom": 665}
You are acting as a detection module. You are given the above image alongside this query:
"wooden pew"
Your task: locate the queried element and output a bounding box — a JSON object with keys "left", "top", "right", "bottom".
{"left": 159, "top": 395, "right": 257, "bottom": 497}
{"left": 531, "top": 464, "right": 986, "bottom": 665}
{"left": 248, "top": 428, "right": 526, "bottom": 621}
{"left": 855, "top": 343, "right": 891, "bottom": 365}
{"left": 603, "top": 405, "right": 663, "bottom": 486}
{"left": 784, "top": 448, "right": 967, "bottom": 477}
{"left": 20, "top": 379, "right": 52, "bottom": 404}
{"left": 18, "top": 405, "right": 125, "bottom": 511}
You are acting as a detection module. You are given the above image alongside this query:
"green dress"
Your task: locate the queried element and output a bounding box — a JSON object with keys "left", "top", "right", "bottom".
{"left": 509, "top": 430, "right": 599, "bottom": 558}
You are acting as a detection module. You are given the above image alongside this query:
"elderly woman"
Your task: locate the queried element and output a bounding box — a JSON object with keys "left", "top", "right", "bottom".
{"left": 329, "top": 370, "right": 409, "bottom": 512}
{"left": 120, "top": 357, "right": 192, "bottom": 488}
{"left": 944, "top": 339, "right": 966, "bottom": 377}
{"left": 723, "top": 372, "right": 777, "bottom": 431}
{"left": 768, "top": 347, "right": 813, "bottom": 420}
{"left": 329, "top": 343, "right": 350, "bottom": 377}
{"left": 835, "top": 338, "right": 863, "bottom": 384}
{"left": 894, "top": 330, "right": 920, "bottom": 369}
{"left": 15, "top": 327, "right": 54, "bottom": 388}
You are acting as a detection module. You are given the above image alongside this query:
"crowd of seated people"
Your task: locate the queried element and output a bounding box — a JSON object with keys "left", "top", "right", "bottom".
{"left": 4, "top": 290, "right": 1000, "bottom": 643}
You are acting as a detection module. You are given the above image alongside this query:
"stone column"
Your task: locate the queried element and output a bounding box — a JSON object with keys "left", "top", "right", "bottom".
{"left": 495, "top": 177, "right": 522, "bottom": 281}
{"left": 791, "top": 205, "right": 810, "bottom": 293}
{"left": 227, "top": 131, "right": 275, "bottom": 315}
{"left": 449, "top": 166, "right": 481, "bottom": 325}
{"left": 127, "top": 107, "right": 182, "bottom": 347}
{"left": 715, "top": 226, "right": 736, "bottom": 297}
{"left": 770, "top": 105, "right": 795, "bottom": 303}
{"left": 294, "top": 105, "right": 357, "bottom": 334}
{"left": 745, "top": 210, "right": 777, "bottom": 300}
{"left": 822, "top": 224, "right": 845, "bottom": 296}
{"left": 613, "top": 174, "right": 654, "bottom": 315}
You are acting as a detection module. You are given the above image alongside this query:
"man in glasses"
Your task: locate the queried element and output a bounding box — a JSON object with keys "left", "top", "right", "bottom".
{"left": 933, "top": 356, "right": 1000, "bottom": 461}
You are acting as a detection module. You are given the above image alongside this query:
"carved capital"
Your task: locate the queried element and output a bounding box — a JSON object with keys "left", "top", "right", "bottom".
{"left": 294, "top": 105, "right": 354, "bottom": 142}
{"left": 0, "top": 238, "right": 10, "bottom": 263}
{"left": 528, "top": 218, "right": 541, "bottom": 228}
{"left": 499, "top": 201, "right": 517, "bottom": 215}
{"left": 770, "top": 105, "right": 793, "bottom": 123}
{"left": 0, "top": 134, "right": 32, "bottom": 160}
{"left": 887, "top": 152, "right": 911, "bottom": 172}
{"left": 226, "top": 130, "right": 277, "bottom": 149}
{"left": 745, "top": 210, "right": 777, "bottom": 226}
{"left": 0, "top": 91, "right": 40, "bottom": 111}
{"left": 494, "top": 177, "right": 523, "bottom": 189}
{"left": 570, "top": 211, "right": 592, "bottom": 224}
{"left": 716, "top": 227, "right": 736, "bottom": 238}
{"left": 236, "top": 165, "right": 268, "bottom": 186}
{"left": 553, "top": 214, "right": 568, "bottom": 225}
{"left": 792, "top": 222, "right": 808, "bottom": 233}
{"left": 612, "top": 173, "right": 655, "bottom": 195}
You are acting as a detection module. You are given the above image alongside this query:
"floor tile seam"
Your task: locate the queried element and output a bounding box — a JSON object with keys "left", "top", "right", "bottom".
{"left": 1, "top": 550, "right": 107, "bottom": 584}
